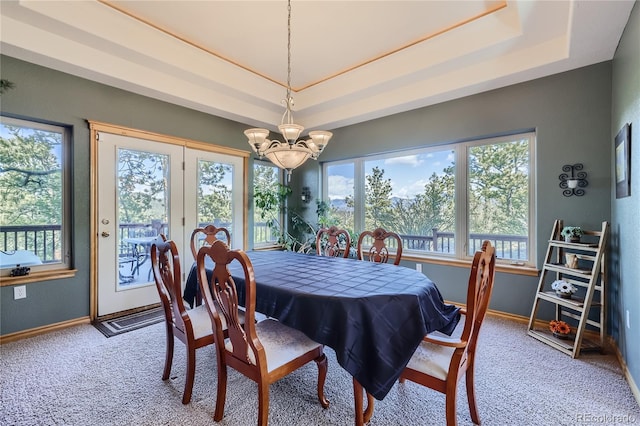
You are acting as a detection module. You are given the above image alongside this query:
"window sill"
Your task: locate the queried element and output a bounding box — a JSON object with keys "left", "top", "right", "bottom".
{"left": 0, "top": 269, "right": 78, "bottom": 286}
{"left": 253, "top": 244, "right": 285, "bottom": 251}
{"left": 402, "top": 254, "right": 539, "bottom": 277}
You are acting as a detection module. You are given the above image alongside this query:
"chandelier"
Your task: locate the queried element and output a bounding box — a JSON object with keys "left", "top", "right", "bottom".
{"left": 244, "top": 0, "right": 332, "bottom": 180}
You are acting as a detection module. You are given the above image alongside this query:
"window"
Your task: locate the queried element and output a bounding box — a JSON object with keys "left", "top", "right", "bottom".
{"left": 253, "top": 161, "right": 282, "bottom": 246}
{"left": 323, "top": 132, "right": 535, "bottom": 265}
{"left": 0, "top": 116, "right": 71, "bottom": 276}
{"left": 326, "top": 162, "right": 355, "bottom": 232}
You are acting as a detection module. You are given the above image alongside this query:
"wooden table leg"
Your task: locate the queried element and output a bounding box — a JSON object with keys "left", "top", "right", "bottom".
{"left": 352, "top": 377, "right": 375, "bottom": 425}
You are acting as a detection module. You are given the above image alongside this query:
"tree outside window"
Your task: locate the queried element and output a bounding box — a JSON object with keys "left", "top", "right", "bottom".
{"left": 323, "top": 132, "right": 534, "bottom": 264}
{"left": 253, "top": 162, "right": 281, "bottom": 246}
{"left": 0, "top": 116, "right": 70, "bottom": 274}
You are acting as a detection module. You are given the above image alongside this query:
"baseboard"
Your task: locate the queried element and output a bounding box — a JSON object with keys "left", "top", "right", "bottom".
{"left": 486, "top": 308, "right": 530, "bottom": 323}
{"left": 0, "top": 316, "right": 91, "bottom": 344}
{"left": 95, "top": 303, "right": 161, "bottom": 321}
{"left": 608, "top": 335, "right": 640, "bottom": 407}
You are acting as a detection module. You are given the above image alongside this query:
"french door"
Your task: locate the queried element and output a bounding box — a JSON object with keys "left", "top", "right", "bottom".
{"left": 183, "top": 149, "right": 244, "bottom": 268}
{"left": 96, "top": 131, "right": 244, "bottom": 317}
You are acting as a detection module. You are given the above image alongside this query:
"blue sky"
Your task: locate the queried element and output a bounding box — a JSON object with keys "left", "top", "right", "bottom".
{"left": 1, "top": 122, "right": 63, "bottom": 163}
{"left": 327, "top": 149, "right": 454, "bottom": 200}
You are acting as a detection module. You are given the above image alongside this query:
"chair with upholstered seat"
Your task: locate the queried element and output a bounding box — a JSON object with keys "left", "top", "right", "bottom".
{"left": 399, "top": 240, "right": 496, "bottom": 426}
{"left": 150, "top": 236, "right": 216, "bottom": 405}
{"left": 315, "top": 226, "right": 351, "bottom": 258}
{"left": 197, "top": 240, "right": 330, "bottom": 425}
{"left": 357, "top": 227, "right": 403, "bottom": 265}
{"left": 190, "top": 224, "right": 231, "bottom": 259}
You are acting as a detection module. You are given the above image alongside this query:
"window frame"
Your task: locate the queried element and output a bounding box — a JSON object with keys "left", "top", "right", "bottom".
{"left": 322, "top": 131, "right": 536, "bottom": 267}
{"left": 252, "top": 159, "right": 284, "bottom": 248}
{"left": 0, "top": 115, "right": 72, "bottom": 278}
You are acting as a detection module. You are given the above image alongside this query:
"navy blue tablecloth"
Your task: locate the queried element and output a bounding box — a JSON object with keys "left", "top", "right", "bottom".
{"left": 184, "top": 250, "right": 460, "bottom": 400}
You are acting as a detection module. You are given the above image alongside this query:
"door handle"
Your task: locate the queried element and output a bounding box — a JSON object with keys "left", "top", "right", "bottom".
{"left": 101, "top": 231, "right": 110, "bottom": 238}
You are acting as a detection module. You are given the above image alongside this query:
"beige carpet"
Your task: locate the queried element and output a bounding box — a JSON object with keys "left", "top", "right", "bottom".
{"left": 1, "top": 316, "right": 638, "bottom": 425}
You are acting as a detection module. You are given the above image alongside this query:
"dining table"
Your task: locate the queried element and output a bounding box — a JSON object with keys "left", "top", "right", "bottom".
{"left": 184, "top": 249, "right": 460, "bottom": 425}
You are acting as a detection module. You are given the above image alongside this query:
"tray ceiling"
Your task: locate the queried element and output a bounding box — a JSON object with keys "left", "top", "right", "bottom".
{"left": 0, "top": 1, "right": 634, "bottom": 131}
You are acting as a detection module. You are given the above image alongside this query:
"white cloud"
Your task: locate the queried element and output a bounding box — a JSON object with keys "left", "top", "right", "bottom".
{"left": 385, "top": 155, "right": 423, "bottom": 167}
{"left": 392, "top": 179, "right": 429, "bottom": 199}
{"left": 328, "top": 175, "right": 354, "bottom": 200}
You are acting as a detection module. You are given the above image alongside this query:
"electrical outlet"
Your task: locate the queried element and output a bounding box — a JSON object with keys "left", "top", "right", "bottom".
{"left": 627, "top": 310, "right": 631, "bottom": 330}
{"left": 14, "top": 285, "right": 26, "bottom": 300}
{"left": 416, "top": 263, "right": 422, "bottom": 273}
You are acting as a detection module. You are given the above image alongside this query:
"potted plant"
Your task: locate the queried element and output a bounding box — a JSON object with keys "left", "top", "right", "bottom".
{"left": 549, "top": 320, "right": 571, "bottom": 339}
{"left": 254, "top": 183, "right": 332, "bottom": 253}
{"left": 561, "top": 226, "right": 583, "bottom": 243}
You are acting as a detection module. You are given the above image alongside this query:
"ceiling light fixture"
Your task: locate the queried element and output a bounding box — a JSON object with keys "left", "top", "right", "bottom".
{"left": 244, "top": 0, "right": 332, "bottom": 181}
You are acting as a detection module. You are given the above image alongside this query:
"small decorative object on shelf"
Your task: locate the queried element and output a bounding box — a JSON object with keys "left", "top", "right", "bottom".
{"left": 10, "top": 264, "right": 31, "bottom": 277}
{"left": 549, "top": 320, "right": 571, "bottom": 339}
{"left": 565, "top": 253, "right": 579, "bottom": 269}
{"left": 560, "top": 226, "right": 583, "bottom": 243}
{"left": 551, "top": 279, "right": 577, "bottom": 298}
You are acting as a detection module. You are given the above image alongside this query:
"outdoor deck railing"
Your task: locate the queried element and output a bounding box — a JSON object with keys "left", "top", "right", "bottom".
{"left": 1, "top": 223, "right": 529, "bottom": 264}
{"left": 400, "top": 229, "right": 528, "bottom": 260}
{"left": 0, "top": 224, "right": 62, "bottom": 263}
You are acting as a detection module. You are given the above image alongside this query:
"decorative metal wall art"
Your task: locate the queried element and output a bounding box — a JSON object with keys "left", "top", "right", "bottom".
{"left": 559, "top": 163, "right": 588, "bottom": 196}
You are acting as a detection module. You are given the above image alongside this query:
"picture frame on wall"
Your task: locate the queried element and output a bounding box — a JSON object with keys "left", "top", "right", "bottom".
{"left": 615, "top": 123, "right": 631, "bottom": 199}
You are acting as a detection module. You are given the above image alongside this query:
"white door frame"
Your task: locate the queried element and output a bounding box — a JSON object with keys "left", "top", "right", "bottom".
{"left": 89, "top": 121, "right": 249, "bottom": 320}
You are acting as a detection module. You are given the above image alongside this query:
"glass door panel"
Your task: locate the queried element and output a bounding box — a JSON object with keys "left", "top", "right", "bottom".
{"left": 184, "top": 149, "right": 244, "bottom": 268}
{"left": 116, "top": 148, "right": 170, "bottom": 289}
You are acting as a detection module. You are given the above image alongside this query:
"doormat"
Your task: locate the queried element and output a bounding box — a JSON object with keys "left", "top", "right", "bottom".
{"left": 93, "top": 306, "right": 164, "bottom": 338}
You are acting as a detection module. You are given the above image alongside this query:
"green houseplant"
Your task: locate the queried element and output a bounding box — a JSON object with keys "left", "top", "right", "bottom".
{"left": 254, "top": 183, "right": 328, "bottom": 253}
{"left": 561, "top": 226, "right": 584, "bottom": 242}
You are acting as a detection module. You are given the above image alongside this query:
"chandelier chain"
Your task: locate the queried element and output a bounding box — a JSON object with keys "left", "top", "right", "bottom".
{"left": 283, "top": 0, "right": 293, "bottom": 123}
{"left": 286, "top": 0, "right": 292, "bottom": 103}
{"left": 243, "top": 0, "right": 332, "bottom": 178}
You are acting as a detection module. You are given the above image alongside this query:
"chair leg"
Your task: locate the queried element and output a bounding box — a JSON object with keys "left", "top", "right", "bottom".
{"left": 182, "top": 343, "right": 196, "bottom": 404}
{"left": 445, "top": 381, "right": 458, "bottom": 426}
{"left": 314, "top": 353, "right": 330, "bottom": 408}
{"left": 257, "top": 380, "right": 270, "bottom": 426}
{"left": 466, "top": 366, "right": 480, "bottom": 425}
{"left": 213, "top": 350, "right": 227, "bottom": 422}
{"left": 162, "top": 326, "right": 174, "bottom": 380}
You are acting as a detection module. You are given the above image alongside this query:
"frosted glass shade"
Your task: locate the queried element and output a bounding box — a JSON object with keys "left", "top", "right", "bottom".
{"left": 278, "top": 123, "right": 304, "bottom": 143}
{"left": 265, "top": 145, "right": 311, "bottom": 170}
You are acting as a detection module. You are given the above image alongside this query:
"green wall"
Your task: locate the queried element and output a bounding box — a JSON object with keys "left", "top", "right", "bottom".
{"left": 611, "top": 0, "right": 640, "bottom": 398}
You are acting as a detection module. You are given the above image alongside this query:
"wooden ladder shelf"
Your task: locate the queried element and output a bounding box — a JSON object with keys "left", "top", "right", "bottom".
{"left": 527, "top": 219, "right": 609, "bottom": 358}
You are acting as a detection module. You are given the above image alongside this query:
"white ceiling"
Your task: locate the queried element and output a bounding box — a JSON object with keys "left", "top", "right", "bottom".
{"left": 0, "top": 1, "right": 635, "bottom": 133}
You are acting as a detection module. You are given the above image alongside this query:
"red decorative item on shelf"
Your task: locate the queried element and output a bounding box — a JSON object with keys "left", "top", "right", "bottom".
{"left": 549, "top": 320, "right": 571, "bottom": 339}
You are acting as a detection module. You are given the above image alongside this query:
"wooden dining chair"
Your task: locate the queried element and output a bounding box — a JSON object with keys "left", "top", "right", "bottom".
{"left": 190, "top": 224, "right": 231, "bottom": 259}
{"left": 356, "top": 227, "right": 403, "bottom": 265}
{"left": 197, "top": 240, "right": 330, "bottom": 425}
{"left": 150, "top": 236, "right": 216, "bottom": 405}
{"left": 315, "top": 226, "right": 351, "bottom": 258}
{"left": 189, "top": 225, "right": 232, "bottom": 306}
{"left": 399, "top": 240, "right": 496, "bottom": 426}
